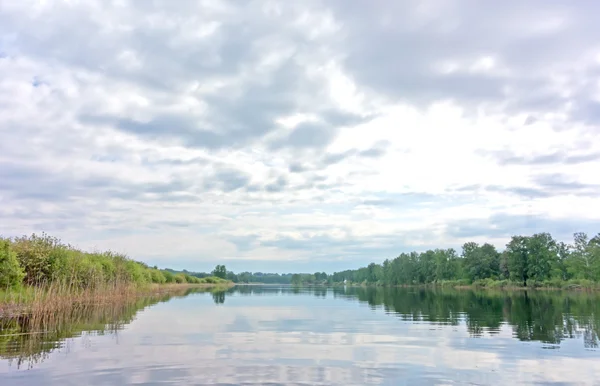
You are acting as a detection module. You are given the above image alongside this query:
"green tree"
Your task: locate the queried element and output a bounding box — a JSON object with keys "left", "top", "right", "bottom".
{"left": 526, "top": 233, "right": 557, "bottom": 282}
{"left": 212, "top": 265, "right": 227, "bottom": 279}
{"left": 434, "top": 249, "right": 459, "bottom": 281}
{"left": 506, "top": 236, "right": 530, "bottom": 286}
{"left": 553, "top": 241, "right": 571, "bottom": 280}
{"left": 568, "top": 232, "right": 600, "bottom": 280}
{"left": 291, "top": 274, "right": 302, "bottom": 286}
{"left": 0, "top": 239, "right": 25, "bottom": 288}
{"left": 462, "top": 242, "right": 500, "bottom": 281}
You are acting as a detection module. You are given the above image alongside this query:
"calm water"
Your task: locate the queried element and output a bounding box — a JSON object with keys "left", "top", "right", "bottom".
{"left": 1, "top": 286, "right": 600, "bottom": 385}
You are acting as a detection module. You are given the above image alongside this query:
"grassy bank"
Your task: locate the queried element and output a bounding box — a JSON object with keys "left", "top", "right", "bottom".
{"left": 0, "top": 233, "right": 232, "bottom": 315}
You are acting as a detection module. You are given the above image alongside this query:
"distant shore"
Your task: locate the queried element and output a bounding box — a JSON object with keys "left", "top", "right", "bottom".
{"left": 330, "top": 280, "right": 600, "bottom": 292}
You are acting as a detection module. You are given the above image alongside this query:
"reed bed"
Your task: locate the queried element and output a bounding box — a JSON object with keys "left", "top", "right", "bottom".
{"left": 0, "top": 233, "right": 232, "bottom": 316}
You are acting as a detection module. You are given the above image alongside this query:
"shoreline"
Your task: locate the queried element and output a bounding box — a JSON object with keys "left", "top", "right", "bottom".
{"left": 332, "top": 282, "right": 599, "bottom": 292}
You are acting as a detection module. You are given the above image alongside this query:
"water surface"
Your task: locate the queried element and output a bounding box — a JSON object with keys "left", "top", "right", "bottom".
{"left": 1, "top": 286, "right": 599, "bottom": 385}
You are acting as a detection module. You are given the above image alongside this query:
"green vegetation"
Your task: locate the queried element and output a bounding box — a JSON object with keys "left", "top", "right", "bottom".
{"left": 212, "top": 264, "right": 227, "bottom": 279}
{"left": 291, "top": 272, "right": 329, "bottom": 286}
{"left": 165, "top": 269, "right": 301, "bottom": 284}
{"left": 0, "top": 233, "right": 231, "bottom": 313}
{"left": 162, "top": 231, "right": 600, "bottom": 290}
{"left": 330, "top": 232, "right": 600, "bottom": 289}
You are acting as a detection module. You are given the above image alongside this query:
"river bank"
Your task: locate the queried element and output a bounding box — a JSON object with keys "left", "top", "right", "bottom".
{"left": 332, "top": 278, "right": 600, "bottom": 292}
{"left": 0, "top": 233, "right": 235, "bottom": 317}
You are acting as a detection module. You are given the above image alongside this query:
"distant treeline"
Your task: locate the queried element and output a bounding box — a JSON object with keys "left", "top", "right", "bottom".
{"left": 330, "top": 232, "right": 600, "bottom": 288}
{"left": 0, "top": 234, "right": 229, "bottom": 290}
{"left": 172, "top": 232, "right": 600, "bottom": 289}
{"left": 164, "top": 268, "right": 304, "bottom": 284}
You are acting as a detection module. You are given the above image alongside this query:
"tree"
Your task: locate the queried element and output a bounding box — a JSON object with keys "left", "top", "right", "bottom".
{"left": 226, "top": 271, "right": 238, "bottom": 282}
{"left": 553, "top": 241, "right": 571, "bottom": 281}
{"left": 462, "top": 243, "right": 500, "bottom": 281}
{"left": 434, "top": 249, "right": 459, "bottom": 281}
{"left": 525, "top": 233, "right": 557, "bottom": 282}
{"left": 506, "top": 236, "right": 530, "bottom": 286}
{"left": 291, "top": 274, "right": 302, "bottom": 286}
{"left": 0, "top": 239, "right": 25, "bottom": 288}
{"left": 568, "top": 232, "right": 600, "bottom": 280}
{"left": 212, "top": 264, "right": 227, "bottom": 279}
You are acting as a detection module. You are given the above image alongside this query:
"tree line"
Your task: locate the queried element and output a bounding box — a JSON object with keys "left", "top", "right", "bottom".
{"left": 168, "top": 268, "right": 302, "bottom": 284}
{"left": 220, "top": 232, "right": 599, "bottom": 288}
{"left": 329, "top": 232, "right": 600, "bottom": 287}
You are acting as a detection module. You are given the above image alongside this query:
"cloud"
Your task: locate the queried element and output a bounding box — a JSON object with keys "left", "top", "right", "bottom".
{"left": 1, "top": 0, "right": 600, "bottom": 272}
{"left": 487, "top": 150, "right": 600, "bottom": 166}
{"left": 445, "top": 213, "right": 600, "bottom": 244}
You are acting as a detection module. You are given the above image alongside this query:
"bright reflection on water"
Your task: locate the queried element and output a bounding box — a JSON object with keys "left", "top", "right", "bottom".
{"left": 1, "top": 286, "right": 600, "bottom": 385}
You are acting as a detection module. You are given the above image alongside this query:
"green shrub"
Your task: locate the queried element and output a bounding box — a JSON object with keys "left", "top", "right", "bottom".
{"left": 0, "top": 239, "right": 25, "bottom": 288}
{"left": 123, "top": 260, "right": 150, "bottom": 284}
{"left": 150, "top": 269, "right": 166, "bottom": 284}
{"left": 162, "top": 270, "right": 176, "bottom": 283}
{"left": 540, "top": 278, "right": 565, "bottom": 289}
{"left": 439, "top": 279, "right": 471, "bottom": 287}
{"left": 488, "top": 279, "right": 509, "bottom": 288}
{"left": 11, "top": 233, "right": 59, "bottom": 285}
{"left": 1, "top": 233, "right": 229, "bottom": 291}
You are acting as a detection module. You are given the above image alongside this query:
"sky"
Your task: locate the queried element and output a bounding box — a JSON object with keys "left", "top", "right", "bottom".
{"left": 1, "top": 0, "right": 600, "bottom": 273}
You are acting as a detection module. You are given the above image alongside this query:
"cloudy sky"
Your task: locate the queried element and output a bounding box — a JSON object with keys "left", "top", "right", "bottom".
{"left": 1, "top": 0, "right": 600, "bottom": 273}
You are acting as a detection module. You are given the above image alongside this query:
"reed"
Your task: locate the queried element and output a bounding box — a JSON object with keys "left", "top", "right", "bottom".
{"left": 0, "top": 233, "right": 233, "bottom": 315}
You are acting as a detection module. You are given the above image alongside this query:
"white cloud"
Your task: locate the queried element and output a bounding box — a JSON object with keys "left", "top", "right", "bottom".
{"left": 1, "top": 0, "right": 600, "bottom": 271}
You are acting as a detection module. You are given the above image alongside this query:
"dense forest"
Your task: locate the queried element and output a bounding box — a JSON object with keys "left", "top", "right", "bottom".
{"left": 329, "top": 232, "right": 600, "bottom": 288}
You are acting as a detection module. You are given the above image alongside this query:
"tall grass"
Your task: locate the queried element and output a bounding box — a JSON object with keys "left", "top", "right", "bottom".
{"left": 0, "top": 233, "right": 231, "bottom": 314}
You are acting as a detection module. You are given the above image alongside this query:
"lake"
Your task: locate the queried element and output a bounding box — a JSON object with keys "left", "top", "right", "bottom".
{"left": 1, "top": 286, "right": 600, "bottom": 385}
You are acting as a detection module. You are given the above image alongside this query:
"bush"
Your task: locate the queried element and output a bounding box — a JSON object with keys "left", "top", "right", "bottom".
{"left": 11, "top": 233, "right": 59, "bottom": 285}
{"left": 0, "top": 239, "right": 25, "bottom": 288}
{"left": 150, "top": 269, "right": 166, "bottom": 284}
{"left": 439, "top": 279, "right": 471, "bottom": 287}
{"left": 162, "top": 270, "right": 176, "bottom": 283}
{"left": 122, "top": 260, "right": 150, "bottom": 284}
{"left": 1, "top": 233, "right": 229, "bottom": 291}
{"left": 540, "top": 278, "right": 565, "bottom": 289}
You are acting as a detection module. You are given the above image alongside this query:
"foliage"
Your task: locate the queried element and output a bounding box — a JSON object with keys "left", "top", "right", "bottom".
{"left": 331, "top": 232, "right": 600, "bottom": 288}
{"left": 0, "top": 233, "right": 231, "bottom": 291}
{"left": 0, "top": 239, "right": 25, "bottom": 288}
{"left": 212, "top": 265, "right": 227, "bottom": 279}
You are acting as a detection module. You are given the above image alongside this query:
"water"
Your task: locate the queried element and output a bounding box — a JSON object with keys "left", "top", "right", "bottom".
{"left": 1, "top": 286, "right": 600, "bottom": 385}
